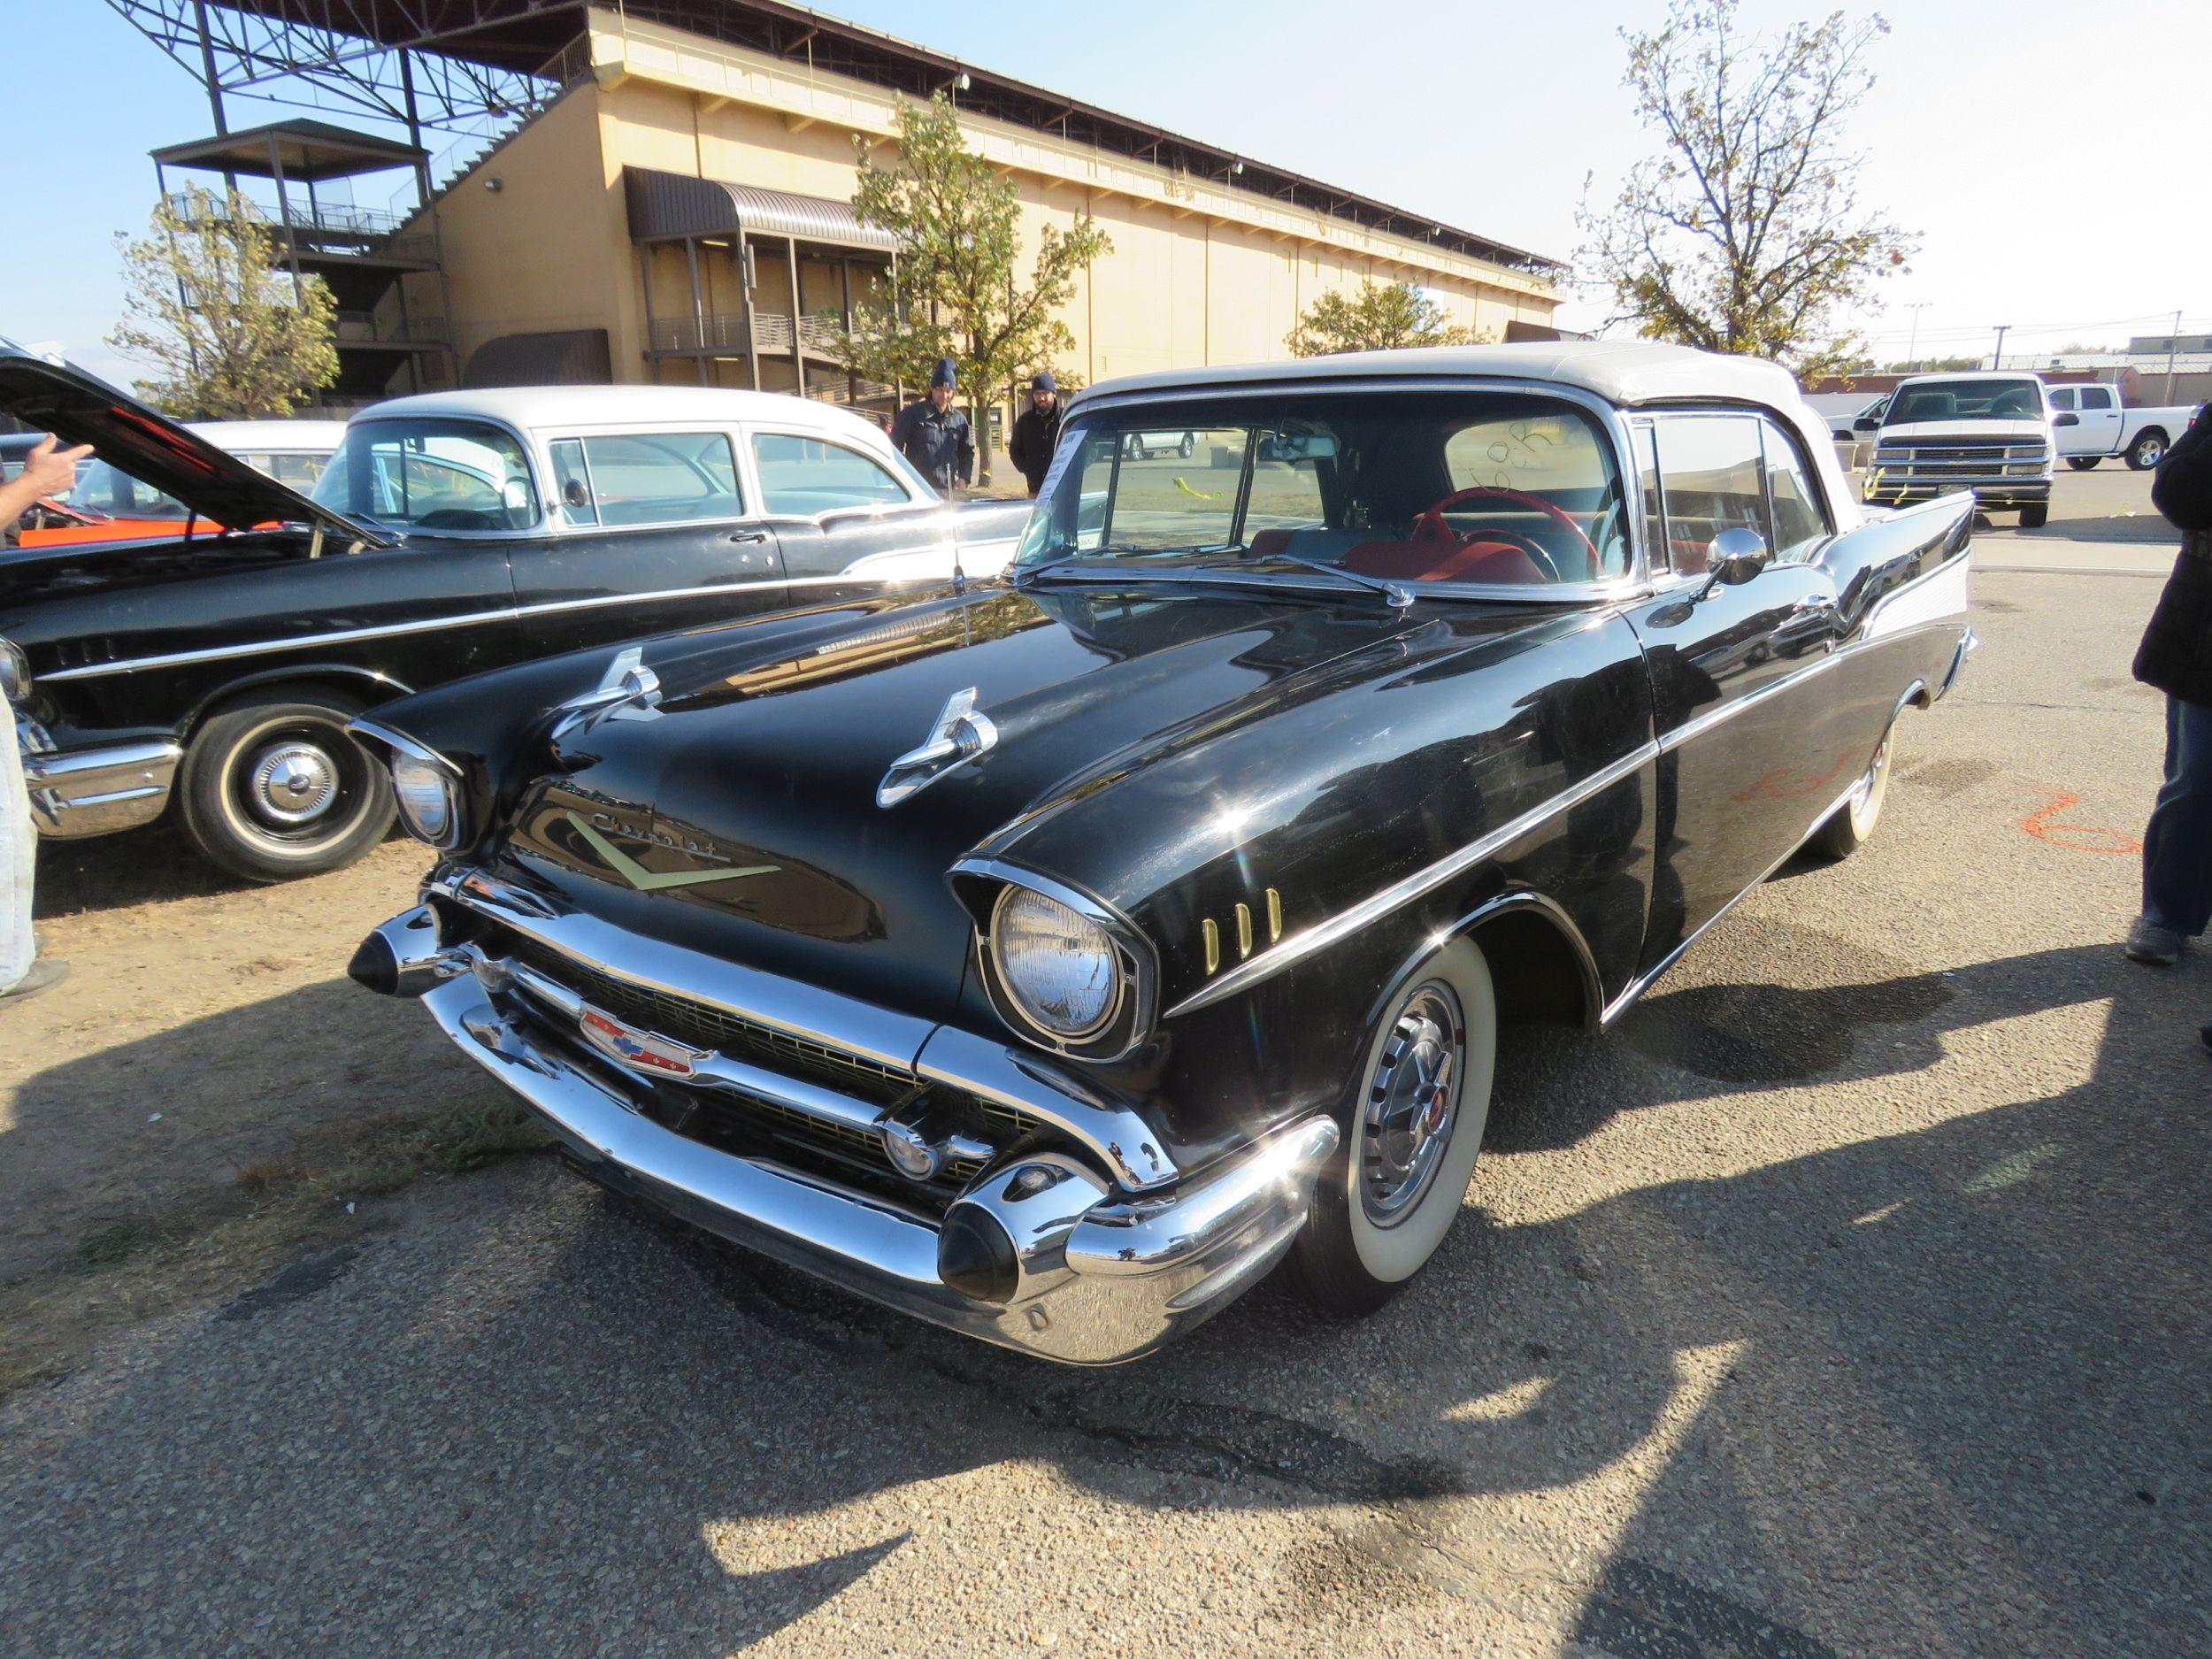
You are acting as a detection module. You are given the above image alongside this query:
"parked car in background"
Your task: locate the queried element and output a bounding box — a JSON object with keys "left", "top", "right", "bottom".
{"left": 0, "top": 350, "right": 1029, "bottom": 881}
{"left": 1123, "top": 428, "right": 1196, "bottom": 459}
{"left": 19, "top": 419, "right": 348, "bottom": 547}
{"left": 1851, "top": 372, "right": 2055, "bottom": 527}
{"left": 2047, "top": 384, "right": 2199, "bottom": 472}
{"left": 0, "top": 432, "right": 104, "bottom": 542}
{"left": 349, "top": 341, "right": 1977, "bottom": 1363}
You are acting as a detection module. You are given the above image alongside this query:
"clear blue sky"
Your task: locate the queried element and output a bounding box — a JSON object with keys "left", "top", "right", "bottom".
{"left": 5, "top": 0, "right": 2207, "bottom": 388}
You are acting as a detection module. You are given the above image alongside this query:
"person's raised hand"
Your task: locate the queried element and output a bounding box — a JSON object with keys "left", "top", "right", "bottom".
{"left": 19, "top": 436, "right": 94, "bottom": 499}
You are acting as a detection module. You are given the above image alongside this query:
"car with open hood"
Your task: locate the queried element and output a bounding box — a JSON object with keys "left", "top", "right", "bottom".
{"left": 348, "top": 341, "right": 1978, "bottom": 1363}
{"left": 14, "top": 418, "right": 346, "bottom": 548}
{"left": 0, "top": 352, "right": 1027, "bottom": 879}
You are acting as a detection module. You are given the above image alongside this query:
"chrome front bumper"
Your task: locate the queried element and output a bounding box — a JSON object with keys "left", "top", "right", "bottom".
{"left": 21, "top": 736, "right": 182, "bottom": 838}
{"left": 384, "top": 887, "right": 1337, "bottom": 1365}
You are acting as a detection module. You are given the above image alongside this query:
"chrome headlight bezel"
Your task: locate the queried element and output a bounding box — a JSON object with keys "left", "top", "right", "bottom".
{"left": 0, "top": 637, "right": 29, "bottom": 706}
{"left": 988, "top": 883, "right": 1123, "bottom": 1042}
{"left": 349, "top": 718, "right": 468, "bottom": 851}
{"left": 956, "top": 861, "right": 1158, "bottom": 1061}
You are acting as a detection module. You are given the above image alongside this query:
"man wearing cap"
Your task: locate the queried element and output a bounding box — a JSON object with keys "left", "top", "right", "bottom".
{"left": 893, "top": 357, "right": 974, "bottom": 495}
{"left": 1009, "top": 371, "right": 1064, "bottom": 498}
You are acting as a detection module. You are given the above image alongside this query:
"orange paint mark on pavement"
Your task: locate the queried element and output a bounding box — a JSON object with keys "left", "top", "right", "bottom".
{"left": 2024, "top": 792, "right": 2141, "bottom": 856}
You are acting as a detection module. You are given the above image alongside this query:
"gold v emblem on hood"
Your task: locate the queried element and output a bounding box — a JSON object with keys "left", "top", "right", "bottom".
{"left": 564, "top": 812, "right": 780, "bottom": 891}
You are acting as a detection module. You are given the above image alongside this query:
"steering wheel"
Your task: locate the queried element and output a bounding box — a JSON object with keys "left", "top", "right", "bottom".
{"left": 1412, "top": 486, "right": 1600, "bottom": 582}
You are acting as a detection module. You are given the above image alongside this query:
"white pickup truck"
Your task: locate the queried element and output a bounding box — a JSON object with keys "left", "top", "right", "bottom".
{"left": 2047, "top": 383, "right": 2198, "bottom": 472}
{"left": 1847, "top": 371, "right": 2055, "bottom": 527}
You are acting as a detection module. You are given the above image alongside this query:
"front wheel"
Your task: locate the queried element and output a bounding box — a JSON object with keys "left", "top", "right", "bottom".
{"left": 1809, "top": 727, "right": 1894, "bottom": 861}
{"left": 2018, "top": 503, "right": 2049, "bottom": 529}
{"left": 178, "top": 688, "right": 396, "bottom": 882}
{"left": 1294, "top": 938, "right": 1496, "bottom": 1317}
{"left": 2127, "top": 430, "right": 2169, "bottom": 471}
{"left": 2066, "top": 456, "right": 2100, "bottom": 472}
{"left": 1178, "top": 434, "right": 1194, "bottom": 458}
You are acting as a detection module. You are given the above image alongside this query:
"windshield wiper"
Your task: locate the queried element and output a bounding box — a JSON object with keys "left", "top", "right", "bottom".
{"left": 1251, "top": 551, "right": 1413, "bottom": 610}
{"left": 1013, "top": 544, "right": 1180, "bottom": 586}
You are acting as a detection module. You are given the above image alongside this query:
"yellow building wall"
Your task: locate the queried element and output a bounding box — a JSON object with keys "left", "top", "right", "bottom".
{"left": 418, "top": 12, "right": 1561, "bottom": 414}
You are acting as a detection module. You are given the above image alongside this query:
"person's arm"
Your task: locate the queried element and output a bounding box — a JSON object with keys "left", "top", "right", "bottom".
{"left": 2152, "top": 411, "right": 2212, "bottom": 534}
{"left": 0, "top": 436, "right": 94, "bottom": 528}
{"left": 1009, "top": 415, "right": 1031, "bottom": 472}
{"left": 957, "top": 415, "right": 976, "bottom": 487}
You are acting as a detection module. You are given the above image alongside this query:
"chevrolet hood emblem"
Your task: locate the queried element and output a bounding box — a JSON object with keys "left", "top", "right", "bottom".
{"left": 564, "top": 812, "right": 780, "bottom": 891}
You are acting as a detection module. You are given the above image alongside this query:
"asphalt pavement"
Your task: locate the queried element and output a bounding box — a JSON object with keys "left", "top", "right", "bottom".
{"left": 2, "top": 557, "right": 2207, "bottom": 1657}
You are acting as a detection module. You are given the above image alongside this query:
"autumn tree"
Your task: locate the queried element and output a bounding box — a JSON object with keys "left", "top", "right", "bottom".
{"left": 1575, "top": 0, "right": 1915, "bottom": 378}
{"left": 107, "top": 186, "right": 339, "bottom": 419}
{"left": 836, "top": 96, "right": 1109, "bottom": 484}
{"left": 1286, "top": 280, "right": 1478, "bottom": 357}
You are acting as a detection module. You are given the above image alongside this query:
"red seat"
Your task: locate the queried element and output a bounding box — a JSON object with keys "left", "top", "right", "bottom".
{"left": 1340, "top": 538, "right": 1548, "bottom": 584}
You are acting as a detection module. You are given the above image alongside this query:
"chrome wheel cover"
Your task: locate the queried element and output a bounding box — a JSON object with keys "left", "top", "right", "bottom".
{"left": 1359, "top": 980, "right": 1466, "bottom": 1225}
{"left": 2138, "top": 437, "right": 2165, "bottom": 467}
{"left": 249, "top": 741, "right": 341, "bottom": 825}
{"left": 1848, "top": 734, "right": 1892, "bottom": 838}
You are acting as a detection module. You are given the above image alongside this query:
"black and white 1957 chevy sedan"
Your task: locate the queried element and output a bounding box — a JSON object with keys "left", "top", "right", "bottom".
{"left": 349, "top": 342, "right": 1977, "bottom": 1363}
{"left": 0, "top": 350, "right": 1025, "bottom": 879}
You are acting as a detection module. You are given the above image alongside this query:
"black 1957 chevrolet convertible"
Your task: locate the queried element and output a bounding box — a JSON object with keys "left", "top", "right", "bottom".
{"left": 349, "top": 342, "right": 1976, "bottom": 1363}
{"left": 0, "top": 352, "right": 1026, "bottom": 879}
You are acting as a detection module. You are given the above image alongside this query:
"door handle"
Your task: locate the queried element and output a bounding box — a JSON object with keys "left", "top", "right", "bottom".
{"left": 726, "top": 529, "right": 769, "bottom": 545}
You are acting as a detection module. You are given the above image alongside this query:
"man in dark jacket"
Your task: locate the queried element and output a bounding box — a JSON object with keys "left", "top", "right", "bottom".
{"left": 892, "top": 357, "right": 973, "bottom": 495}
{"left": 2124, "top": 406, "right": 2212, "bottom": 969}
{"left": 1008, "top": 371, "right": 1064, "bottom": 497}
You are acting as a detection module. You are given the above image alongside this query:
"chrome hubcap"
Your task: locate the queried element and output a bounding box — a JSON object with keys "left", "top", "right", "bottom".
{"left": 1360, "top": 981, "right": 1465, "bottom": 1225}
{"left": 250, "top": 741, "right": 339, "bottom": 824}
{"left": 1850, "top": 735, "right": 1892, "bottom": 834}
{"left": 2140, "top": 441, "right": 2164, "bottom": 465}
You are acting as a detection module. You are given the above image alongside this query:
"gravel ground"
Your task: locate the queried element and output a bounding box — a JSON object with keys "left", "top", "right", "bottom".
{"left": 3, "top": 564, "right": 2207, "bottom": 1658}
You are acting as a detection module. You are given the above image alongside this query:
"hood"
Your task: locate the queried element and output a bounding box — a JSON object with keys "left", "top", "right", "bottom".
{"left": 483, "top": 583, "right": 1437, "bottom": 1021}
{"left": 1876, "top": 418, "right": 2049, "bottom": 444}
{"left": 0, "top": 349, "right": 388, "bottom": 546}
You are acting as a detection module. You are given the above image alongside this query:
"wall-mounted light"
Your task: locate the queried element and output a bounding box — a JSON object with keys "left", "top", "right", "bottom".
{"left": 1231, "top": 160, "right": 1244, "bottom": 176}
{"left": 954, "top": 71, "right": 972, "bottom": 90}
{"left": 484, "top": 177, "right": 503, "bottom": 193}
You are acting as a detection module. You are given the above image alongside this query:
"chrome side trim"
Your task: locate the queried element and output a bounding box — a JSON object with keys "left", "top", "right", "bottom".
{"left": 344, "top": 716, "right": 459, "bottom": 776}
{"left": 35, "top": 571, "right": 961, "bottom": 685}
{"left": 1164, "top": 739, "right": 1659, "bottom": 1018}
{"left": 23, "top": 740, "right": 182, "bottom": 839}
{"left": 439, "top": 867, "right": 1177, "bottom": 1191}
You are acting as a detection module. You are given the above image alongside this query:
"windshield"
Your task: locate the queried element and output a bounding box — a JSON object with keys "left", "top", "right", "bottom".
{"left": 1884, "top": 380, "right": 2045, "bottom": 426}
{"left": 1017, "top": 390, "right": 1630, "bottom": 592}
{"left": 312, "top": 418, "right": 539, "bottom": 532}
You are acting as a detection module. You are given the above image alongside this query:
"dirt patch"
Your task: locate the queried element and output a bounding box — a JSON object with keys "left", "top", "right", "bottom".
{"left": 2, "top": 826, "right": 544, "bottom": 1389}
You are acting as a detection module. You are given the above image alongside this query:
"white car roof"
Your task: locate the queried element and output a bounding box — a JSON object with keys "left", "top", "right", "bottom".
{"left": 186, "top": 419, "right": 349, "bottom": 452}
{"left": 357, "top": 384, "right": 888, "bottom": 444}
{"left": 1077, "top": 341, "right": 1813, "bottom": 412}
{"left": 1890, "top": 371, "right": 2046, "bottom": 387}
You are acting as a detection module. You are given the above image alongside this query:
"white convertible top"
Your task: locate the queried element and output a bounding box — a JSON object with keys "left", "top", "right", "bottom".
{"left": 1076, "top": 341, "right": 1863, "bottom": 533}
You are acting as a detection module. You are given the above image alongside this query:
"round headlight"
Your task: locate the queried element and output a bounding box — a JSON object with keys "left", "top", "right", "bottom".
{"left": 389, "top": 753, "right": 458, "bottom": 847}
{"left": 991, "top": 885, "right": 1121, "bottom": 1040}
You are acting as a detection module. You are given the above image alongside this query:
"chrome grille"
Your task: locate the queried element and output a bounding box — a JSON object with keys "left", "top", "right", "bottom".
{"left": 1873, "top": 442, "right": 2047, "bottom": 477}
{"left": 497, "top": 933, "right": 1034, "bottom": 1201}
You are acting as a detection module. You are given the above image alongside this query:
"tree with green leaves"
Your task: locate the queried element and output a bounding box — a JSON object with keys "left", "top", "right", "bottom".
{"left": 107, "top": 185, "right": 339, "bottom": 419}
{"left": 836, "top": 96, "right": 1109, "bottom": 484}
{"left": 1575, "top": 0, "right": 1916, "bottom": 379}
{"left": 1285, "top": 280, "right": 1479, "bottom": 357}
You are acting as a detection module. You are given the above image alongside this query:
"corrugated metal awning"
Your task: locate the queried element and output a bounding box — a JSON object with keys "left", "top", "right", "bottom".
{"left": 623, "top": 167, "right": 897, "bottom": 254}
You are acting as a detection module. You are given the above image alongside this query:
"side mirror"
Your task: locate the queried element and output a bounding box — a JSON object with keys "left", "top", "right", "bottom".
{"left": 1832, "top": 427, "right": 1854, "bottom": 443}
{"left": 1851, "top": 415, "right": 1882, "bottom": 434}
{"left": 2054, "top": 411, "right": 2080, "bottom": 427}
{"left": 1702, "top": 526, "right": 1770, "bottom": 592}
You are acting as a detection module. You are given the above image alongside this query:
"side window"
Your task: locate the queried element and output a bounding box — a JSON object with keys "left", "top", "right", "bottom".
{"left": 552, "top": 432, "right": 742, "bottom": 527}
{"left": 1651, "top": 415, "right": 1770, "bottom": 575}
{"left": 2081, "top": 386, "right": 2115, "bottom": 411}
{"left": 1759, "top": 420, "right": 1831, "bottom": 561}
{"left": 750, "top": 434, "right": 912, "bottom": 517}
{"left": 1444, "top": 411, "right": 1630, "bottom": 577}
{"left": 2049, "top": 388, "right": 2077, "bottom": 411}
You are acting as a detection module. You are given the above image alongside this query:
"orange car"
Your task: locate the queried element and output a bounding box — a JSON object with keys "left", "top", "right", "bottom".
{"left": 17, "top": 419, "right": 345, "bottom": 545}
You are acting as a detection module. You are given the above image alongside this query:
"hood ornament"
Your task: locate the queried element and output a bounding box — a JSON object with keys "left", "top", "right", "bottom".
{"left": 549, "top": 646, "right": 664, "bottom": 757}
{"left": 877, "top": 687, "right": 998, "bottom": 808}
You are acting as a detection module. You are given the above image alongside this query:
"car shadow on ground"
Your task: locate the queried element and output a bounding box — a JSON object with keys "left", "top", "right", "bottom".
{"left": 3, "top": 932, "right": 2207, "bottom": 1657}
{"left": 31, "top": 819, "right": 247, "bottom": 915}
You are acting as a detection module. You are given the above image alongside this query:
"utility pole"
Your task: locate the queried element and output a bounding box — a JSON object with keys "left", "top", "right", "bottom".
{"left": 2165, "top": 308, "right": 2183, "bottom": 404}
{"left": 1904, "top": 302, "right": 1933, "bottom": 369}
{"left": 1991, "top": 325, "right": 2009, "bottom": 371}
